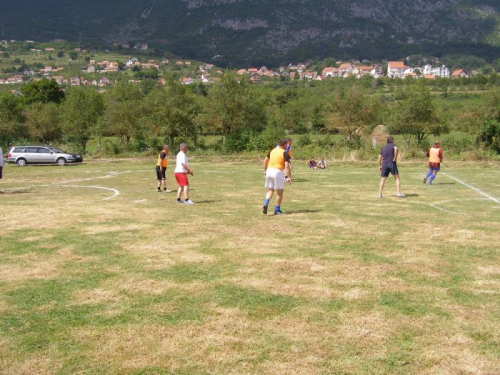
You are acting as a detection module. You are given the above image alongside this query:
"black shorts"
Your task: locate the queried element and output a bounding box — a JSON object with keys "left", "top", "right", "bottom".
{"left": 0, "top": 167, "right": 2, "bottom": 180}
{"left": 156, "top": 166, "right": 166, "bottom": 180}
{"left": 381, "top": 163, "right": 399, "bottom": 178}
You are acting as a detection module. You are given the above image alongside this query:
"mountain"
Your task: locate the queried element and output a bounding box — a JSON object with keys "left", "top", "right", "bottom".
{"left": 2, "top": 0, "right": 500, "bottom": 66}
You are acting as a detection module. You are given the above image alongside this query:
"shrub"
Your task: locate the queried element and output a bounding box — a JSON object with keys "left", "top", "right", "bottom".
{"left": 298, "top": 134, "right": 312, "bottom": 147}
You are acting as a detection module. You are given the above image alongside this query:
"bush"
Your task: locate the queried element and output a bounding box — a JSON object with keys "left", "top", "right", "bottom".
{"left": 224, "top": 129, "right": 259, "bottom": 153}
{"left": 298, "top": 134, "right": 312, "bottom": 147}
{"left": 104, "top": 139, "right": 121, "bottom": 155}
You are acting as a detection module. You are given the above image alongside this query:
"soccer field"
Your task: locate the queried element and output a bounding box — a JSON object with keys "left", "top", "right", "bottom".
{"left": 0, "top": 160, "right": 499, "bottom": 374}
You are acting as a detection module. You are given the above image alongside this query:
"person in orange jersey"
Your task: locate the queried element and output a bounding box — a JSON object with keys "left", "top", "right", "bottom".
{"left": 423, "top": 141, "right": 444, "bottom": 185}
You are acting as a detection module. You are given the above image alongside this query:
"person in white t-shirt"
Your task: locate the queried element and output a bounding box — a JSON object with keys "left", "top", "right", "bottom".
{"left": 174, "top": 143, "right": 194, "bottom": 204}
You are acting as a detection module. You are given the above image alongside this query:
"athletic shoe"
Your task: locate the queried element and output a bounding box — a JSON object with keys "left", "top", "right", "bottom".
{"left": 176, "top": 200, "right": 183, "bottom": 204}
{"left": 164, "top": 189, "right": 173, "bottom": 193}
{"left": 157, "top": 188, "right": 161, "bottom": 192}
{"left": 274, "top": 210, "right": 285, "bottom": 215}
{"left": 263, "top": 205, "right": 268, "bottom": 215}
{"left": 184, "top": 200, "right": 195, "bottom": 205}
{"left": 397, "top": 193, "right": 406, "bottom": 198}
{"left": 423, "top": 178, "right": 427, "bottom": 184}
{"left": 378, "top": 195, "right": 383, "bottom": 199}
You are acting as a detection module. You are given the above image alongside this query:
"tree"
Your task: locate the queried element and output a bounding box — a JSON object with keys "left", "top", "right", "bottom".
{"left": 69, "top": 51, "right": 78, "bottom": 60}
{"left": 0, "top": 93, "right": 27, "bottom": 147}
{"left": 199, "top": 72, "right": 266, "bottom": 137}
{"left": 106, "top": 82, "right": 146, "bottom": 148}
{"left": 331, "top": 86, "right": 378, "bottom": 140}
{"left": 145, "top": 80, "right": 200, "bottom": 145}
{"left": 26, "top": 102, "right": 62, "bottom": 143}
{"left": 62, "top": 87, "right": 105, "bottom": 150}
{"left": 260, "top": 117, "right": 286, "bottom": 150}
{"left": 390, "top": 84, "right": 443, "bottom": 145}
{"left": 21, "top": 79, "right": 65, "bottom": 105}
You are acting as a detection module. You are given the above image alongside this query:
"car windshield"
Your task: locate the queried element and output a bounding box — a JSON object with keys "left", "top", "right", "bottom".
{"left": 48, "top": 148, "right": 65, "bottom": 153}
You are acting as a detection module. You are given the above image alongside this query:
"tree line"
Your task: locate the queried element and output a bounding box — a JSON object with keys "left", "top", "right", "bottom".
{"left": 1, "top": 72, "right": 499, "bottom": 156}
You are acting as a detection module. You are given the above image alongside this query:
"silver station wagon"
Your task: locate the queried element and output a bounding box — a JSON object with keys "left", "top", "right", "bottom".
{"left": 6, "top": 146, "right": 83, "bottom": 166}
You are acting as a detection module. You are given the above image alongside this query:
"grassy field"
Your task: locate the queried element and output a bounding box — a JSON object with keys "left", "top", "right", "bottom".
{"left": 0, "top": 159, "right": 499, "bottom": 374}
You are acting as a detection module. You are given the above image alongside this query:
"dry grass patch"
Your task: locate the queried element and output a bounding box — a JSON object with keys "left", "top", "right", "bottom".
{"left": 0, "top": 247, "right": 84, "bottom": 282}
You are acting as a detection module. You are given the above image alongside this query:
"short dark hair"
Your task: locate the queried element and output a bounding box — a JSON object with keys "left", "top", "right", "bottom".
{"left": 278, "top": 139, "right": 287, "bottom": 146}
{"left": 387, "top": 136, "right": 394, "bottom": 144}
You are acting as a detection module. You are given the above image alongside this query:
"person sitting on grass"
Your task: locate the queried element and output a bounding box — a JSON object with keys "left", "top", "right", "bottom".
{"left": 308, "top": 157, "right": 317, "bottom": 169}
{"left": 317, "top": 157, "right": 327, "bottom": 169}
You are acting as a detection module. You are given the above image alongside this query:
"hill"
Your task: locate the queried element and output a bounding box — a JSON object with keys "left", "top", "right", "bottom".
{"left": 2, "top": 0, "right": 500, "bottom": 66}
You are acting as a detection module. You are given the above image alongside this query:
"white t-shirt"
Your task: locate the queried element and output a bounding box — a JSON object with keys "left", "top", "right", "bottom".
{"left": 175, "top": 151, "right": 189, "bottom": 173}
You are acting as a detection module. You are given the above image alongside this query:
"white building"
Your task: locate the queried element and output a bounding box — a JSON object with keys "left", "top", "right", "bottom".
{"left": 387, "top": 61, "right": 406, "bottom": 78}
{"left": 431, "top": 65, "right": 450, "bottom": 78}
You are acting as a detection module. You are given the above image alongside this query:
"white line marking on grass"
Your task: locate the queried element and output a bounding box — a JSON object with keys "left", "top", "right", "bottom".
{"left": 58, "top": 185, "right": 120, "bottom": 201}
{"left": 442, "top": 173, "right": 500, "bottom": 204}
{"left": 134, "top": 199, "right": 147, "bottom": 203}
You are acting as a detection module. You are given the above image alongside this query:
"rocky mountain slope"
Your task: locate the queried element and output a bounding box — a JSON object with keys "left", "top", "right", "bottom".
{"left": 2, "top": 0, "right": 500, "bottom": 65}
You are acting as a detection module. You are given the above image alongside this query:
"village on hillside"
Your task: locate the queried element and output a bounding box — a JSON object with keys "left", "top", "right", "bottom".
{"left": 0, "top": 39, "right": 473, "bottom": 90}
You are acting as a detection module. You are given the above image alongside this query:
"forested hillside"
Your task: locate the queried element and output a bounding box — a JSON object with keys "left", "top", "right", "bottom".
{"left": 2, "top": 0, "right": 500, "bottom": 65}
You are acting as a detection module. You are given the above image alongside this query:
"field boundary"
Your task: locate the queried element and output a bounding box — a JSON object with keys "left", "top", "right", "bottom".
{"left": 443, "top": 173, "right": 500, "bottom": 204}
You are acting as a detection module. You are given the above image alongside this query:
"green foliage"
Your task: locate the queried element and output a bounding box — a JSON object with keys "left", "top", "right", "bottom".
{"left": 25, "top": 102, "right": 62, "bottom": 143}
{"left": 106, "top": 82, "right": 146, "bottom": 148}
{"left": 223, "top": 129, "right": 258, "bottom": 153}
{"left": 62, "top": 87, "right": 105, "bottom": 150}
{"left": 298, "top": 134, "right": 312, "bottom": 147}
{"left": 260, "top": 117, "right": 286, "bottom": 151}
{"left": 21, "top": 79, "right": 65, "bottom": 105}
{"left": 479, "top": 120, "right": 500, "bottom": 152}
{"left": 0, "top": 93, "right": 27, "bottom": 147}
{"left": 331, "top": 87, "right": 379, "bottom": 140}
{"left": 390, "top": 84, "right": 445, "bottom": 145}
{"left": 144, "top": 80, "right": 200, "bottom": 146}
{"left": 199, "top": 72, "right": 266, "bottom": 136}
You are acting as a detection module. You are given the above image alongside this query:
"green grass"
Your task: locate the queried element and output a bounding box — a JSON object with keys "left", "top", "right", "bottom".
{"left": 0, "top": 159, "right": 499, "bottom": 374}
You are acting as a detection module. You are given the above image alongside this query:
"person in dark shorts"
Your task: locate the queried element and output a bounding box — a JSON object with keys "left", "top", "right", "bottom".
{"left": 0, "top": 147, "right": 4, "bottom": 186}
{"left": 155, "top": 145, "right": 171, "bottom": 193}
{"left": 378, "top": 136, "right": 405, "bottom": 198}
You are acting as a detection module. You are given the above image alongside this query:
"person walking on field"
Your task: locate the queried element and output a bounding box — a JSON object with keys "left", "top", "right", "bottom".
{"left": 263, "top": 139, "right": 292, "bottom": 215}
{"left": 156, "top": 145, "right": 171, "bottom": 193}
{"left": 0, "top": 147, "right": 4, "bottom": 192}
{"left": 284, "top": 138, "right": 293, "bottom": 182}
{"left": 423, "top": 141, "right": 444, "bottom": 185}
{"left": 378, "top": 136, "right": 405, "bottom": 199}
{"left": 174, "top": 143, "right": 194, "bottom": 205}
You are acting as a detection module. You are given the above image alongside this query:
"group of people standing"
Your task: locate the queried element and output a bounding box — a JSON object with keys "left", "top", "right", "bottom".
{"left": 154, "top": 136, "right": 444, "bottom": 214}
{"left": 155, "top": 143, "right": 194, "bottom": 204}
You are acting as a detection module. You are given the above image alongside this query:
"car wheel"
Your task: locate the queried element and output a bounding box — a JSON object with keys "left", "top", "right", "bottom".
{"left": 56, "top": 157, "right": 67, "bottom": 166}
{"left": 16, "top": 158, "right": 27, "bottom": 167}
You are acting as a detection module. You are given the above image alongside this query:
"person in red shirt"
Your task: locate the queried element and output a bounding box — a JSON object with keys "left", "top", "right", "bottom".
{"left": 423, "top": 141, "right": 444, "bottom": 185}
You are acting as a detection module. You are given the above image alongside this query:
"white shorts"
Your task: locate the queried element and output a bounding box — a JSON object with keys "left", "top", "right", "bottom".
{"left": 265, "top": 168, "right": 285, "bottom": 190}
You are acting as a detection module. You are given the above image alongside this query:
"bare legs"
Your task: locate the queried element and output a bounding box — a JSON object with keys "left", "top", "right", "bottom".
{"left": 177, "top": 186, "right": 189, "bottom": 200}
{"left": 379, "top": 175, "right": 402, "bottom": 197}
{"left": 265, "top": 189, "right": 284, "bottom": 205}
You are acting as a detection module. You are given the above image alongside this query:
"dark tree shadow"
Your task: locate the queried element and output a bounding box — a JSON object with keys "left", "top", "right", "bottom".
{"left": 196, "top": 200, "right": 222, "bottom": 204}
{"left": 403, "top": 194, "right": 419, "bottom": 197}
{"left": 1, "top": 190, "right": 33, "bottom": 194}
{"left": 285, "top": 209, "right": 322, "bottom": 215}
{"left": 292, "top": 178, "right": 309, "bottom": 183}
